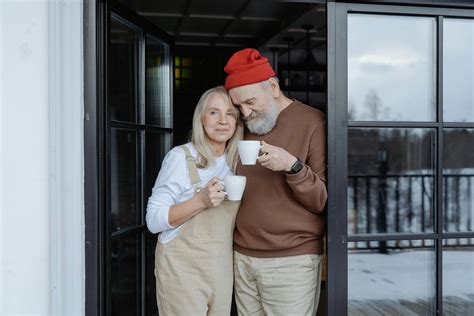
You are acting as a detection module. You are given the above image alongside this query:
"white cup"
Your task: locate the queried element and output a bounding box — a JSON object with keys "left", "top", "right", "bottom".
{"left": 238, "top": 140, "right": 261, "bottom": 165}
{"left": 224, "top": 175, "right": 246, "bottom": 201}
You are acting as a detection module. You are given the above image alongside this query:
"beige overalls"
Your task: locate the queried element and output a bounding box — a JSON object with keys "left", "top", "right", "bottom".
{"left": 155, "top": 146, "right": 240, "bottom": 316}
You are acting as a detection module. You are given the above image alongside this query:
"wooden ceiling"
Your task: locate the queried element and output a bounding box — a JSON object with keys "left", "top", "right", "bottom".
{"left": 116, "top": 0, "right": 327, "bottom": 60}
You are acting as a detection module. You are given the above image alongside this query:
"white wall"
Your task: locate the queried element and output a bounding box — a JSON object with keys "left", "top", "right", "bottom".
{"left": 0, "top": 1, "right": 3, "bottom": 313}
{"left": 0, "top": 1, "right": 84, "bottom": 315}
{"left": 1, "top": 1, "right": 51, "bottom": 314}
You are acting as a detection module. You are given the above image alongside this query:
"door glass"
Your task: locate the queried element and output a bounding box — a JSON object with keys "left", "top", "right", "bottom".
{"left": 146, "top": 232, "right": 158, "bottom": 316}
{"left": 144, "top": 133, "right": 172, "bottom": 316}
{"left": 443, "top": 129, "right": 474, "bottom": 232}
{"left": 145, "top": 131, "right": 172, "bottom": 207}
{"left": 348, "top": 14, "right": 437, "bottom": 121}
{"left": 348, "top": 128, "right": 436, "bottom": 235}
{"left": 110, "top": 15, "right": 139, "bottom": 123}
{"left": 146, "top": 35, "right": 172, "bottom": 127}
{"left": 443, "top": 19, "right": 474, "bottom": 122}
{"left": 348, "top": 240, "right": 436, "bottom": 315}
{"left": 111, "top": 128, "right": 138, "bottom": 231}
{"left": 108, "top": 10, "right": 173, "bottom": 316}
{"left": 111, "top": 235, "right": 141, "bottom": 316}
{"left": 443, "top": 238, "right": 474, "bottom": 315}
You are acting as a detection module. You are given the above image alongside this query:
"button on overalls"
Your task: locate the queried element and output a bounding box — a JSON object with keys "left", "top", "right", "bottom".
{"left": 155, "top": 146, "right": 240, "bottom": 316}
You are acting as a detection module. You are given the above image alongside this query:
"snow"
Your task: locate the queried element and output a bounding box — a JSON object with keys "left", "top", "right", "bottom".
{"left": 348, "top": 250, "right": 474, "bottom": 301}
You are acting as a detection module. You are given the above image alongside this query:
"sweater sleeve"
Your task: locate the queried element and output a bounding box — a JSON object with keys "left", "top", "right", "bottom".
{"left": 145, "top": 148, "right": 187, "bottom": 234}
{"left": 285, "top": 120, "right": 327, "bottom": 214}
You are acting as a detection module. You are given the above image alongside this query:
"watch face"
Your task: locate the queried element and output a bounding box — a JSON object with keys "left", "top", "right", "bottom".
{"left": 292, "top": 160, "right": 304, "bottom": 173}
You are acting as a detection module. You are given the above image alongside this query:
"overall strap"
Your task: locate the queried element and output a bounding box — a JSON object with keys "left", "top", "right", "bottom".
{"left": 180, "top": 145, "right": 201, "bottom": 186}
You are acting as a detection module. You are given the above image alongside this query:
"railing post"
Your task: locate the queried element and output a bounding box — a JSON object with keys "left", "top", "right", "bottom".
{"left": 377, "top": 150, "right": 388, "bottom": 253}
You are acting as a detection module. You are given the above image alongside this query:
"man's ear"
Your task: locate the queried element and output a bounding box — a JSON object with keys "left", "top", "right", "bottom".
{"left": 268, "top": 77, "right": 280, "bottom": 98}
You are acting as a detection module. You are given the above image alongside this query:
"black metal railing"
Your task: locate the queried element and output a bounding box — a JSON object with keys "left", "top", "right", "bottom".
{"left": 348, "top": 174, "right": 474, "bottom": 250}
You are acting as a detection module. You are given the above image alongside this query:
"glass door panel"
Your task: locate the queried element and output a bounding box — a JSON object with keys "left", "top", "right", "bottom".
{"left": 442, "top": 238, "right": 474, "bottom": 315}
{"left": 107, "top": 7, "right": 173, "bottom": 316}
{"left": 110, "top": 128, "right": 139, "bottom": 232}
{"left": 443, "top": 129, "right": 474, "bottom": 233}
{"left": 328, "top": 4, "right": 474, "bottom": 316}
{"left": 144, "top": 131, "right": 172, "bottom": 316}
{"left": 348, "top": 240, "right": 436, "bottom": 315}
{"left": 443, "top": 19, "right": 474, "bottom": 122}
{"left": 145, "top": 35, "right": 172, "bottom": 128}
{"left": 111, "top": 235, "right": 142, "bottom": 316}
{"left": 144, "top": 132, "right": 172, "bottom": 204}
{"left": 348, "top": 128, "right": 436, "bottom": 235}
{"left": 348, "top": 15, "right": 437, "bottom": 122}
{"left": 345, "top": 10, "right": 438, "bottom": 316}
{"left": 110, "top": 15, "right": 139, "bottom": 123}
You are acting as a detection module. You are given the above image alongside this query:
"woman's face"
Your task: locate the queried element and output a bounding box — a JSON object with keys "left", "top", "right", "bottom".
{"left": 202, "top": 93, "right": 237, "bottom": 146}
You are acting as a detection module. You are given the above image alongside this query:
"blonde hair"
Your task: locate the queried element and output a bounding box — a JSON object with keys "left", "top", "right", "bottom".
{"left": 191, "top": 86, "right": 243, "bottom": 172}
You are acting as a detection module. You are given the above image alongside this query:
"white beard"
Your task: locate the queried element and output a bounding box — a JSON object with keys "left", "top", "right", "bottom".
{"left": 245, "top": 100, "right": 279, "bottom": 135}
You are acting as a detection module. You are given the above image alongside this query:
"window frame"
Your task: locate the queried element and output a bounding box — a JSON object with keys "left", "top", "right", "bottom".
{"left": 327, "top": 3, "right": 474, "bottom": 315}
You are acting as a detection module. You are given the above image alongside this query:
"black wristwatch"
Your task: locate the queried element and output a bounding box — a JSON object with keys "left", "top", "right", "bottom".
{"left": 288, "top": 159, "right": 304, "bottom": 174}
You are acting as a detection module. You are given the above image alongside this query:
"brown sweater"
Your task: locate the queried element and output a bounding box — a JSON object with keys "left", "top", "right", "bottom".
{"left": 234, "top": 101, "right": 327, "bottom": 258}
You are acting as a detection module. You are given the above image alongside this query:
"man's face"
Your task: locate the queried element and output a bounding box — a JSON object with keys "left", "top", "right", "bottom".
{"left": 229, "top": 82, "right": 279, "bottom": 135}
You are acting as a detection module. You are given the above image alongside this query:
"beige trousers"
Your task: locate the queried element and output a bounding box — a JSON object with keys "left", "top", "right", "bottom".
{"left": 155, "top": 200, "right": 240, "bottom": 316}
{"left": 234, "top": 251, "right": 322, "bottom": 316}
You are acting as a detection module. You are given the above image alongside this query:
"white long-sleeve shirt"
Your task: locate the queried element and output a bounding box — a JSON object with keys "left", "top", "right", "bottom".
{"left": 146, "top": 142, "right": 233, "bottom": 243}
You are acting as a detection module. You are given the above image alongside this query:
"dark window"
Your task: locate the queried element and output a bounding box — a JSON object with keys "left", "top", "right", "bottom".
{"left": 107, "top": 11, "right": 173, "bottom": 316}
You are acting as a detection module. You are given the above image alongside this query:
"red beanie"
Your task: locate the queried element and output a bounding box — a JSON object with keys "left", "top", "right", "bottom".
{"left": 224, "top": 48, "right": 276, "bottom": 90}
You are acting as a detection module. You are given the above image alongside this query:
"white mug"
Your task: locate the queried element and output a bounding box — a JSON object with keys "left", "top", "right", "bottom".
{"left": 238, "top": 140, "right": 261, "bottom": 165}
{"left": 224, "top": 175, "right": 246, "bottom": 201}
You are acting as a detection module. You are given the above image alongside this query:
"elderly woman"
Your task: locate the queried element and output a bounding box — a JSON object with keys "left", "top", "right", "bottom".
{"left": 146, "top": 86, "right": 243, "bottom": 315}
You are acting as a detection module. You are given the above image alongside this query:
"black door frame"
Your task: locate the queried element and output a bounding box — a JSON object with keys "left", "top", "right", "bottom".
{"left": 85, "top": 1, "right": 173, "bottom": 315}
{"left": 326, "top": 2, "right": 474, "bottom": 315}
{"left": 84, "top": 0, "right": 107, "bottom": 314}
{"left": 106, "top": 3, "right": 174, "bottom": 315}
{"left": 86, "top": 1, "right": 474, "bottom": 316}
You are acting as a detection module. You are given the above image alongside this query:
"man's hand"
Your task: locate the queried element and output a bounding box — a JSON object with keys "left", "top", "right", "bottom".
{"left": 258, "top": 141, "right": 297, "bottom": 172}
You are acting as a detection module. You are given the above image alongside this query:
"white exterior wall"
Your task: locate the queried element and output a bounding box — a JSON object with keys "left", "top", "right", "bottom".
{"left": 0, "top": 1, "right": 84, "bottom": 315}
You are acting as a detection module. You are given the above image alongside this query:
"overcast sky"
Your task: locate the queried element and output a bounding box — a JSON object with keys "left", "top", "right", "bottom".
{"left": 348, "top": 14, "right": 474, "bottom": 122}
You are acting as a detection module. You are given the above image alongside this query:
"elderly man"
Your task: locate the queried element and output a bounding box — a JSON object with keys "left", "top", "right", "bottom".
{"left": 224, "top": 48, "right": 327, "bottom": 315}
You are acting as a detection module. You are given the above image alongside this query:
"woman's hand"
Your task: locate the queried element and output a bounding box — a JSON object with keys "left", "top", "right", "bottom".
{"left": 196, "top": 177, "right": 226, "bottom": 208}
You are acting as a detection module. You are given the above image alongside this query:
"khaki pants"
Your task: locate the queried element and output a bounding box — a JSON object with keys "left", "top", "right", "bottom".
{"left": 234, "top": 251, "right": 322, "bottom": 316}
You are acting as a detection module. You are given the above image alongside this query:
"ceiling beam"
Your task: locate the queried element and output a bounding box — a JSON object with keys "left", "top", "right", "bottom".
{"left": 138, "top": 12, "right": 235, "bottom": 20}
{"left": 225, "top": 33, "right": 257, "bottom": 38}
{"left": 180, "top": 32, "right": 220, "bottom": 37}
{"left": 282, "top": 29, "right": 325, "bottom": 51}
{"left": 190, "top": 13, "right": 233, "bottom": 19}
{"left": 174, "top": 0, "right": 193, "bottom": 35}
{"left": 211, "top": 0, "right": 255, "bottom": 46}
{"left": 137, "top": 12, "right": 184, "bottom": 18}
{"left": 138, "top": 12, "right": 279, "bottom": 21}
{"left": 257, "top": 4, "right": 317, "bottom": 48}
{"left": 241, "top": 16, "right": 280, "bottom": 21}
{"left": 175, "top": 41, "right": 246, "bottom": 47}
{"left": 278, "top": 0, "right": 326, "bottom": 3}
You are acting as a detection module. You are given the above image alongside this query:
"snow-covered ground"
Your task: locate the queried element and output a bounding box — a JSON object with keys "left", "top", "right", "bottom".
{"left": 348, "top": 250, "right": 474, "bottom": 301}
